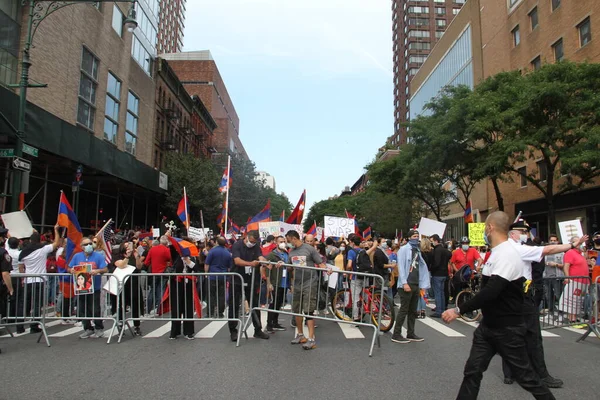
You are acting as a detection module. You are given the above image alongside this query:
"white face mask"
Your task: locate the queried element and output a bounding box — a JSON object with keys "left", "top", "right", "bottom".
{"left": 339, "top": 247, "right": 345, "bottom": 252}
{"left": 519, "top": 234, "right": 528, "bottom": 244}
{"left": 245, "top": 240, "right": 256, "bottom": 248}
{"left": 461, "top": 245, "right": 469, "bottom": 251}
{"left": 278, "top": 242, "right": 287, "bottom": 250}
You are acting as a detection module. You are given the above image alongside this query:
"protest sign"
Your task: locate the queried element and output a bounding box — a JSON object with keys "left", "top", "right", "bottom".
{"left": 468, "top": 223, "right": 486, "bottom": 247}
{"left": 152, "top": 228, "right": 160, "bottom": 238}
{"left": 188, "top": 226, "right": 209, "bottom": 242}
{"left": 103, "top": 265, "right": 135, "bottom": 296}
{"left": 73, "top": 264, "right": 94, "bottom": 295}
{"left": 417, "top": 217, "right": 446, "bottom": 238}
{"left": 259, "top": 221, "right": 281, "bottom": 239}
{"left": 558, "top": 219, "right": 583, "bottom": 245}
{"left": 280, "top": 222, "right": 303, "bottom": 238}
{"left": 324, "top": 216, "right": 354, "bottom": 238}
{"left": 0, "top": 211, "right": 34, "bottom": 238}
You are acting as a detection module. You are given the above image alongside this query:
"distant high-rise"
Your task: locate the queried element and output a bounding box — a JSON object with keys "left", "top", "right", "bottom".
{"left": 158, "top": 0, "right": 187, "bottom": 54}
{"left": 390, "top": 0, "right": 465, "bottom": 146}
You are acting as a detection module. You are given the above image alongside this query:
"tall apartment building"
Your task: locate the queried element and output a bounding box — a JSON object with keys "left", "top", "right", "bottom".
{"left": 158, "top": 0, "right": 186, "bottom": 54}
{"left": 391, "top": 0, "right": 466, "bottom": 146}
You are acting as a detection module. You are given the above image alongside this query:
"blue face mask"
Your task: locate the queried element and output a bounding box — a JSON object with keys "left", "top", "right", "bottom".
{"left": 483, "top": 229, "right": 491, "bottom": 247}
{"left": 84, "top": 244, "right": 94, "bottom": 254}
{"left": 408, "top": 239, "right": 420, "bottom": 247}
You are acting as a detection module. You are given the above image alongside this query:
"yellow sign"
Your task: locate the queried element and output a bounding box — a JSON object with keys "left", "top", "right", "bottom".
{"left": 468, "top": 223, "right": 486, "bottom": 247}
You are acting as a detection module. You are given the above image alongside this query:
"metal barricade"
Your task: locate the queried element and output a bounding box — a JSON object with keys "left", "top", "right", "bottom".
{"left": 242, "top": 262, "right": 390, "bottom": 356}
{"left": 0, "top": 272, "right": 119, "bottom": 345}
{"left": 118, "top": 272, "right": 247, "bottom": 346}
{"left": 539, "top": 276, "right": 597, "bottom": 338}
{"left": 577, "top": 275, "right": 600, "bottom": 342}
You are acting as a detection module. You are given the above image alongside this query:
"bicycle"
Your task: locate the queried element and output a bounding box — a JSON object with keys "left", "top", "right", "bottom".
{"left": 455, "top": 272, "right": 482, "bottom": 322}
{"left": 330, "top": 281, "right": 395, "bottom": 332}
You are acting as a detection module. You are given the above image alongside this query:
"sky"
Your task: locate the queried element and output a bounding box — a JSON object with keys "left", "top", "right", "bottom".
{"left": 184, "top": 0, "right": 393, "bottom": 213}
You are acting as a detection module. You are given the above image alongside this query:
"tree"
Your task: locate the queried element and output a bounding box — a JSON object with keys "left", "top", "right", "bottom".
{"left": 162, "top": 153, "right": 221, "bottom": 227}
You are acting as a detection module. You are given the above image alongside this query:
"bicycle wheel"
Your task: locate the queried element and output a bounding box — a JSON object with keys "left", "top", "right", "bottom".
{"left": 331, "top": 289, "right": 353, "bottom": 321}
{"left": 455, "top": 290, "right": 482, "bottom": 322}
{"left": 370, "top": 292, "right": 395, "bottom": 332}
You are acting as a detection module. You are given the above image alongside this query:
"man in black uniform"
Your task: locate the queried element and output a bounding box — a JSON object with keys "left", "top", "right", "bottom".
{"left": 442, "top": 212, "right": 555, "bottom": 400}
{"left": 0, "top": 227, "right": 15, "bottom": 354}
{"left": 228, "top": 230, "right": 269, "bottom": 341}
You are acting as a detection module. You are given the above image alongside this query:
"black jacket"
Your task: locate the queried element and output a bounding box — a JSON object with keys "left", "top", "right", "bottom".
{"left": 430, "top": 244, "right": 451, "bottom": 277}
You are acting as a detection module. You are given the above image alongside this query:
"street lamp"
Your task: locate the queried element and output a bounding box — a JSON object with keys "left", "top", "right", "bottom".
{"left": 9, "top": 0, "right": 138, "bottom": 212}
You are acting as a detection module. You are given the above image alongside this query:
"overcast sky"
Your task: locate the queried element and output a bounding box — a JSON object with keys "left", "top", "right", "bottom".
{"left": 184, "top": 0, "right": 393, "bottom": 215}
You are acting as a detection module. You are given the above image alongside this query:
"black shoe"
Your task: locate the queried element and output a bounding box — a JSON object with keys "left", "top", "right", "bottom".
{"left": 503, "top": 378, "right": 514, "bottom": 385}
{"left": 542, "top": 375, "right": 563, "bottom": 388}
{"left": 185, "top": 334, "right": 195, "bottom": 340}
{"left": 169, "top": 334, "right": 177, "bottom": 340}
{"left": 272, "top": 324, "right": 286, "bottom": 331}
{"left": 134, "top": 327, "right": 142, "bottom": 336}
{"left": 391, "top": 333, "right": 410, "bottom": 344}
{"left": 265, "top": 325, "right": 275, "bottom": 333}
{"left": 230, "top": 330, "right": 238, "bottom": 342}
{"left": 254, "top": 330, "right": 270, "bottom": 340}
{"left": 16, "top": 327, "right": 25, "bottom": 334}
{"left": 30, "top": 326, "right": 42, "bottom": 334}
{"left": 406, "top": 334, "right": 424, "bottom": 342}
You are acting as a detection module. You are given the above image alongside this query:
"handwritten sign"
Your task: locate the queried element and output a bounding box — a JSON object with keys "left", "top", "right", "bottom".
{"left": 558, "top": 219, "right": 583, "bottom": 245}
{"left": 418, "top": 217, "right": 446, "bottom": 238}
{"left": 324, "top": 216, "right": 354, "bottom": 238}
{"left": 468, "top": 223, "right": 486, "bottom": 247}
{"left": 259, "top": 222, "right": 281, "bottom": 239}
{"left": 188, "top": 226, "right": 209, "bottom": 242}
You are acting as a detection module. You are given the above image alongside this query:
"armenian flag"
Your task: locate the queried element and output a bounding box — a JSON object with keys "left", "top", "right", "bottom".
{"left": 307, "top": 221, "right": 317, "bottom": 236}
{"left": 177, "top": 187, "right": 190, "bottom": 228}
{"left": 216, "top": 197, "right": 227, "bottom": 227}
{"left": 464, "top": 199, "right": 474, "bottom": 224}
{"left": 279, "top": 210, "right": 285, "bottom": 222}
{"left": 228, "top": 218, "right": 241, "bottom": 235}
{"left": 57, "top": 192, "right": 83, "bottom": 262}
{"left": 286, "top": 190, "right": 305, "bottom": 225}
{"left": 168, "top": 237, "right": 199, "bottom": 258}
{"left": 218, "top": 164, "right": 231, "bottom": 193}
{"left": 247, "top": 200, "right": 271, "bottom": 232}
{"left": 362, "top": 226, "right": 372, "bottom": 241}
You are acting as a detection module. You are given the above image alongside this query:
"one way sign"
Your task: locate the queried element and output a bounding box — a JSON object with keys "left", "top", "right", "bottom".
{"left": 12, "top": 156, "right": 31, "bottom": 172}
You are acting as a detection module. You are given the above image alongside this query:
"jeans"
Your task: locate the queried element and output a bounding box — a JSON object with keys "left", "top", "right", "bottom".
{"left": 393, "top": 283, "right": 419, "bottom": 337}
{"left": 47, "top": 275, "right": 58, "bottom": 304}
{"left": 432, "top": 276, "right": 447, "bottom": 316}
{"left": 146, "top": 275, "right": 165, "bottom": 313}
{"left": 350, "top": 278, "right": 365, "bottom": 321}
{"left": 458, "top": 324, "right": 555, "bottom": 400}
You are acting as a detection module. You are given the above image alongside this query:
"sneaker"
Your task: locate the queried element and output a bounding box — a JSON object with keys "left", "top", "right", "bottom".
{"left": 75, "top": 321, "right": 82, "bottom": 327}
{"left": 542, "top": 375, "right": 563, "bottom": 388}
{"left": 302, "top": 338, "right": 317, "bottom": 350}
{"left": 169, "top": 334, "right": 177, "bottom": 340}
{"left": 265, "top": 325, "right": 275, "bottom": 333}
{"left": 134, "top": 327, "right": 142, "bottom": 336}
{"left": 406, "top": 334, "right": 424, "bottom": 342}
{"left": 272, "top": 324, "right": 286, "bottom": 331}
{"left": 391, "top": 333, "right": 410, "bottom": 344}
{"left": 90, "top": 330, "right": 104, "bottom": 339}
{"left": 291, "top": 334, "right": 308, "bottom": 344}
{"left": 230, "top": 330, "right": 238, "bottom": 342}
{"left": 254, "top": 330, "right": 270, "bottom": 340}
{"left": 503, "top": 378, "right": 514, "bottom": 385}
{"left": 79, "top": 329, "right": 95, "bottom": 339}
{"left": 185, "top": 334, "right": 195, "bottom": 340}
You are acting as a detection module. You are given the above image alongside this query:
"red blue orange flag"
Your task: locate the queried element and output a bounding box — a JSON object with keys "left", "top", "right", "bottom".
{"left": 286, "top": 190, "right": 305, "bottom": 225}
{"left": 247, "top": 200, "right": 271, "bottom": 231}
{"left": 307, "top": 221, "right": 317, "bottom": 236}
{"left": 57, "top": 192, "right": 83, "bottom": 261}
{"left": 177, "top": 189, "right": 190, "bottom": 228}
{"left": 218, "top": 164, "right": 231, "bottom": 193}
{"left": 363, "top": 226, "right": 372, "bottom": 241}
{"left": 279, "top": 210, "right": 285, "bottom": 222}
{"left": 464, "top": 199, "right": 474, "bottom": 224}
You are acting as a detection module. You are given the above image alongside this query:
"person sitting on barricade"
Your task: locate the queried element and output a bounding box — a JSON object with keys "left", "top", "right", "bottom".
{"left": 265, "top": 236, "right": 289, "bottom": 333}
{"left": 68, "top": 237, "right": 108, "bottom": 339}
{"left": 285, "top": 230, "right": 328, "bottom": 351}
{"left": 17, "top": 225, "right": 61, "bottom": 334}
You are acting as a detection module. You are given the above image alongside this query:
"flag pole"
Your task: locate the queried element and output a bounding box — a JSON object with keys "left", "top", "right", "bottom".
{"left": 183, "top": 186, "right": 190, "bottom": 235}
{"left": 200, "top": 209, "right": 207, "bottom": 247}
{"left": 95, "top": 218, "right": 113, "bottom": 238}
{"left": 223, "top": 155, "right": 231, "bottom": 236}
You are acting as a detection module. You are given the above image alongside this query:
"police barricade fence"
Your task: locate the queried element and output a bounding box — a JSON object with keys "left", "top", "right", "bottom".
{"left": 242, "top": 261, "right": 393, "bottom": 356}
{"left": 576, "top": 275, "right": 600, "bottom": 342}
{"left": 538, "top": 275, "right": 600, "bottom": 340}
{"left": 119, "top": 271, "right": 247, "bottom": 346}
{"left": 0, "top": 272, "right": 119, "bottom": 345}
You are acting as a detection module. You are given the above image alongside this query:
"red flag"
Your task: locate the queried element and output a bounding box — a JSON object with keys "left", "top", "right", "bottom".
{"left": 286, "top": 190, "right": 305, "bottom": 225}
{"left": 464, "top": 199, "right": 474, "bottom": 224}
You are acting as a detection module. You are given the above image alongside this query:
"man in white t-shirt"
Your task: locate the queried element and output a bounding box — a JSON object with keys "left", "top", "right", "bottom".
{"left": 17, "top": 225, "right": 60, "bottom": 334}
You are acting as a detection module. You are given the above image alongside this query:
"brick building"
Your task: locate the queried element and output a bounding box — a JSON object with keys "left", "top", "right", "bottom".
{"left": 161, "top": 51, "right": 249, "bottom": 162}
{"left": 409, "top": 0, "right": 600, "bottom": 239}
{"left": 158, "top": 0, "right": 186, "bottom": 54}
{"left": 390, "top": 0, "right": 466, "bottom": 147}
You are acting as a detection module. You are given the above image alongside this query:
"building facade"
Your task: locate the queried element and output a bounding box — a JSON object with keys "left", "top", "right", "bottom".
{"left": 391, "top": 0, "right": 466, "bottom": 147}
{"left": 256, "top": 171, "right": 276, "bottom": 191}
{"left": 161, "top": 51, "right": 249, "bottom": 162}
{"left": 158, "top": 0, "right": 186, "bottom": 54}
{"left": 409, "top": 0, "right": 600, "bottom": 239}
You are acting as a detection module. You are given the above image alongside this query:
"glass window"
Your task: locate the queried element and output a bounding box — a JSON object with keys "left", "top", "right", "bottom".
{"left": 112, "top": 5, "right": 123, "bottom": 36}
{"left": 77, "top": 100, "right": 95, "bottom": 129}
{"left": 408, "top": 6, "right": 429, "bottom": 14}
{"left": 551, "top": 0, "right": 561, "bottom": 11}
{"left": 408, "top": 30, "right": 430, "bottom": 38}
{"left": 454, "top": 0, "right": 465, "bottom": 3}
{"left": 103, "top": 72, "right": 120, "bottom": 144}
{"left": 81, "top": 47, "right": 99, "bottom": 79}
{"left": 552, "top": 38, "right": 564, "bottom": 61}
{"left": 107, "top": 72, "right": 121, "bottom": 99}
{"left": 453, "top": 8, "right": 460, "bottom": 15}
{"left": 537, "top": 161, "right": 547, "bottom": 182}
{"left": 578, "top": 17, "right": 592, "bottom": 47}
{"left": 408, "top": 18, "right": 429, "bottom": 26}
{"left": 512, "top": 25, "right": 520, "bottom": 46}
{"left": 77, "top": 47, "right": 98, "bottom": 130}
{"left": 131, "top": 36, "right": 153, "bottom": 76}
{"left": 409, "top": 55, "right": 427, "bottom": 64}
{"left": 126, "top": 91, "right": 139, "bottom": 155}
{"left": 436, "top": 19, "right": 446, "bottom": 27}
{"left": 529, "top": 7, "right": 538, "bottom": 30}
{"left": 409, "top": 42, "right": 431, "bottom": 50}
{"left": 435, "top": 31, "right": 444, "bottom": 39}
{"left": 435, "top": 7, "right": 446, "bottom": 15}
{"left": 531, "top": 56, "right": 541, "bottom": 70}
{"left": 518, "top": 166, "right": 527, "bottom": 187}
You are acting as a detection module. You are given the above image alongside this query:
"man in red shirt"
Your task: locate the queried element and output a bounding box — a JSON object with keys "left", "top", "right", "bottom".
{"left": 144, "top": 235, "right": 172, "bottom": 315}
{"left": 451, "top": 237, "right": 484, "bottom": 273}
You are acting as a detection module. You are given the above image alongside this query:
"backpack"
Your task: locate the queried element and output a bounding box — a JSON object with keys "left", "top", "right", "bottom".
{"left": 456, "top": 264, "right": 472, "bottom": 283}
{"left": 355, "top": 249, "right": 372, "bottom": 273}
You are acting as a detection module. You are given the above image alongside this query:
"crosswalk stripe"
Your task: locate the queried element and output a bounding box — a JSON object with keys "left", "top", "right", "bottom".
{"left": 338, "top": 322, "right": 365, "bottom": 339}
{"left": 195, "top": 321, "right": 227, "bottom": 338}
{"left": 541, "top": 330, "right": 560, "bottom": 337}
{"left": 143, "top": 322, "right": 171, "bottom": 338}
{"left": 418, "top": 317, "right": 465, "bottom": 337}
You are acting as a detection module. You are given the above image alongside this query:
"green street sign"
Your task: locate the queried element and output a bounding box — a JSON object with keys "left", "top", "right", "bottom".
{"left": 22, "top": 143, "right": 38, "bottom": 157}
{"left": 0, "top": 149, "right": 14, "bottom": 158}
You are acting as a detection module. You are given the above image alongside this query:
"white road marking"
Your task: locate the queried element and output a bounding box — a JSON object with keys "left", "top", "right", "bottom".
{"left": 418, "top": 317, "right": 465, "bottom": 337}
{"left": 195, "top": 321, "right": 227, "bottom": 338}
{"left": 143, "top": 322, "right": 171, "bottom": 338}
{"left": 338, "top": 322, "right": 366, "bottom": 339}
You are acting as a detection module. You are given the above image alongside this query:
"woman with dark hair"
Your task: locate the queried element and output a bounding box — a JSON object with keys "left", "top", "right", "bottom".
{"left": 111, "top": 242, "right": 144, "bottom": 335}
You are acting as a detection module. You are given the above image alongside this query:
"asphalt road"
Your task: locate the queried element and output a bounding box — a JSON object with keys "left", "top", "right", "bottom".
{"left": 1, "top": 311, "right": 599, "bottom": 400}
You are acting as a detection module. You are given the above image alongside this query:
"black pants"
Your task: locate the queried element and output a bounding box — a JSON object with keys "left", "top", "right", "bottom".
{"left": 458, "top": 324, "right": 555, "bottom": 400}
{"left": 78, "top": 290, "right": 103, "bottom": 331}
{"left": 24, "top": 282, "right": 45, "bottom": 329}
{"left": 502, "top": 310, "right": 549, "bottom": 380}
{"left": 393, "top": 283, "right": 419, "bottom": 337}
{"left": 110, "top": 276, "right": 143, "bottom": 328}
{"left": 267, "top": 287, "right": 286, "bottom": 326}
{"left": 9, "top": 277, "right": 24, "bottom": 323}
{"left": 60, "top": 295, "right": 72, "bottom": 319}
{"left": 228, "top": 279, "right": 261, "bottom": 333}
{"left": 170, "top": 279, "right": 195, "bottom": 336}
{"left": 208, "top": 279, "right": 226, "bottom": 317}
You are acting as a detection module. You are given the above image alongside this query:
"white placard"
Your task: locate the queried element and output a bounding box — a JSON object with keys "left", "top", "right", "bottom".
{"left": 279, "top": 222, "right": 303, "bottom": 238}
{"left": 316, "top": 227, "right": 325, "bottom": 241}
{"left": 259, "top": 221, "right": 281, "bottom": 239}
{"left": 102, "top": 265, "right": 136, "bottom": 296}
{"left": 558, "top": 219, "right": 583, "bottom": 245}
{"left": 152, "top": 228, "right": 160, "bottom": 238}
{"left": 0, "top": 211, "right": 34, "bottom": 238}
{"left": 188, "top": 226, "right": 209, "bottom": 242}
{"left": 324, "top": 216, "right": 355, "bottom": 238}
{"left": 418, "top": 217, "right": 446, "bottom": 238}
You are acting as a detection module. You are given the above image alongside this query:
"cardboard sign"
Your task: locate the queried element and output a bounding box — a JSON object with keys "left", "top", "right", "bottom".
{"left": 188, "top": 226, "right": 209, "bottom": 242}
{"left": 102, "top": 265, "right": 136, "bottom": 296}
{"left": 73, "top": 264, "right": 94, "bottom": 295}
{"left": 280, "top": 222, "right": 303, "bottom": 238}
{"left": 0, "top": 210, "right": 34, "bottom": 239}
{"left": 152, "top": 228, "right": 160, "bottom": 238}
{"left": 468, "top": 223, "right": 486, "bottom": 247}
{"left": 259, "top": 222, "right": 304, "bottom": 239}
{"left": 417, "top": 217, "right": 446, "bottom": 238}
{"left": 558, "top": 219, "right": 583, "bottom": 245}
{"left": 324, "top": 216, "right": 354, "bottom": 238}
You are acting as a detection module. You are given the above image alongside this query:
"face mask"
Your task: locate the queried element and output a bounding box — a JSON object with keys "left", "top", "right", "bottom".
{"left": 519, "top": 234, "right": 528, "bottom": 244}
{"left": 594, "top": 238, "right": 600, "bottom": 245}
{"left": 461, "top": 245, "right": 469, "bottom": 251}
{"left": 483, "top": 229, "right": 491, "bottom": 246}
{"left": 84, "top": 244, "right": 93, "bottom": 254}
{"left": 278, "top": 243, "right": 287, "bottom": 250}
{"left": 408, "top": 239, "right": 419, "bottom": 247}
{"left": 287, "top": 242, "right": 295, "bottom": 250}
{"left": 339, "top": 247, "right": 345, "bottom": 252}
{"left": 447, "top": 244, "right": 452, "bottom": 250}
{"left": 245, "top": 240, "right": 256, "bottom": 248}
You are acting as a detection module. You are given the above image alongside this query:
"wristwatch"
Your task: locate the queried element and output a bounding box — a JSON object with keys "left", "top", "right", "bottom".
{"left": 454, "top": 307, "right": 461, "bottom": 315}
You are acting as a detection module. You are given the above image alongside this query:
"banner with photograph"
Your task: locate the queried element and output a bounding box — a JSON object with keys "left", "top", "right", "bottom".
{"left": 73, "top": 263, "right": 94, "bottom": 295}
